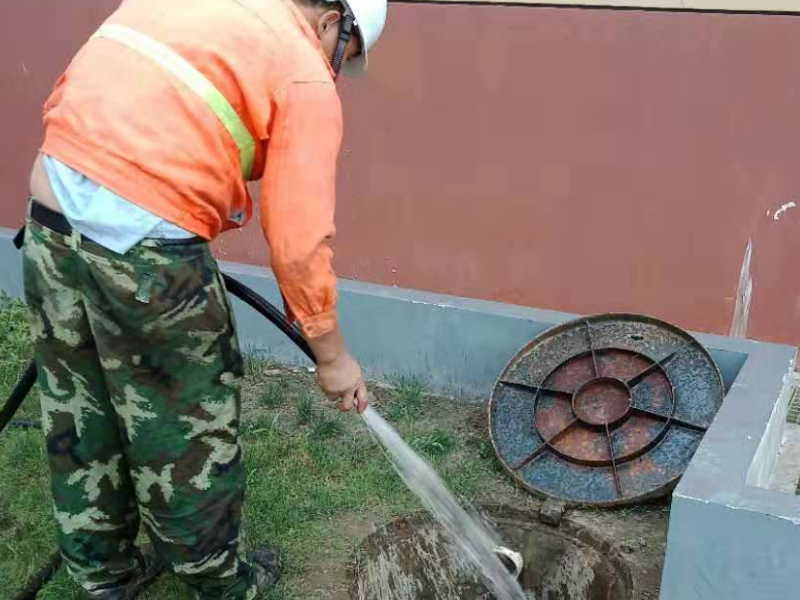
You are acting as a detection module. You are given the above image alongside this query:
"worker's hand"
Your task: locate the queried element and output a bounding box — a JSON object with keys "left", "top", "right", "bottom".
{"left": 305, "top": 321, "right": 368, "bottom": 413}
{"left": 316, "top": 351, "right": 369, "bottom": 414}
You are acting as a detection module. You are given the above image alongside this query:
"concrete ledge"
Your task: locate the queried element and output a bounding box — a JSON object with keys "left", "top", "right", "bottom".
{"left": 223, "top": 260, "right": 582, "bottom": 398}
{"left": 220, "top": 260, "right": 759, "bottom": 401}
{"left": 0, "top": 226, "right": 784, "bottom": 399}
{"left": 661, "top": 334, "right": 799, "bottom": 599}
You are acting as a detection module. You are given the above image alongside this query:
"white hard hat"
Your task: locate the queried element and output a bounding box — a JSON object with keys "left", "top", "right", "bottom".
{"left": 332, "top": 0, "right": 388, "bottom": 75}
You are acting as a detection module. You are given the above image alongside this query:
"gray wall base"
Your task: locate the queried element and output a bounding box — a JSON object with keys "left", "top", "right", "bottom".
{"left": 0, "top": 227, "right": 764, "bottom": 400}
{"left": 221, "top": 260, "right": 756, "bottom": 400}
{"left": 0, "top": 227, "right": 23, "bottom": 300}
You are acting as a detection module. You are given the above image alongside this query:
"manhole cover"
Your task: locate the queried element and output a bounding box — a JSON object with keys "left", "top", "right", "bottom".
{"left": 488, "top": 314, "right": 724, "bottom": 507}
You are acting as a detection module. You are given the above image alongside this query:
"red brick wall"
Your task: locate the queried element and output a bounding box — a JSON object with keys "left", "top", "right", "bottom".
{"left": 3, "top": 2, "right": 800, "bottom": 344}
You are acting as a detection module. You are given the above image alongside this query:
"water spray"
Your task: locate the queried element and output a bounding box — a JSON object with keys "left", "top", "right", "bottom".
{"left": 360, "top": 406, "right": 528, "bottom": 599}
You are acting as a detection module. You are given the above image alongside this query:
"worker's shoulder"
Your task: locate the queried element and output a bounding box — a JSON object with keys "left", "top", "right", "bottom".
{"left": 273, "top": 41, "right": 335, "bottom": 89}
{"left": 114, "top": 0, "right": 332, "bottom": 81}
{"left": 100, "top": 0, "right": 335, "bottom": 101}
{"left": 236, "top": 1, "right": 335, "bottom": 86}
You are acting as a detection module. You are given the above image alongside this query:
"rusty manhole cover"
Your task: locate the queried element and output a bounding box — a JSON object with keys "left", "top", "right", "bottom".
{"left": 488, "top": 314, "right": 724, "bottom": 507}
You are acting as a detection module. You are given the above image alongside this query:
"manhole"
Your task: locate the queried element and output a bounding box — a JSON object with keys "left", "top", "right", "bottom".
{"left": 489, "top": 314, "right": 724, "bottom": 507}
{"left": 351, "top": 507, "right": 635, "bottom": 600}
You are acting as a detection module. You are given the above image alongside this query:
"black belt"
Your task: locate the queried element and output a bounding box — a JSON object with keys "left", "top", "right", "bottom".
{"left": 29, "top": 200, "right": 204, "bottom": 247}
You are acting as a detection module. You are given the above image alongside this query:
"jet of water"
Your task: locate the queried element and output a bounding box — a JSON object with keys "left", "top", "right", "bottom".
{"left": 361, "top": 406, "right": 530, "bottom": 600}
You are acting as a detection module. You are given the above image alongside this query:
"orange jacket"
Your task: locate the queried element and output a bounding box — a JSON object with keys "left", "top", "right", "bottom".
{"left": 41, "top": 0, "right": 342, "bottom": 338}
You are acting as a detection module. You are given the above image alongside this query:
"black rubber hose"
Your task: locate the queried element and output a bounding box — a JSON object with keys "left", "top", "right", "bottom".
{"left": 0, "top": 363, "right": 37, "bottom": 434}
{"left": 13, "top": 226, "right": 26, "bottom": 250}
{"left": 221, "top": 274, "right": 315, "bottom": 363}
{"left": 12, "top": 552, "right": 62, "bottom": 600}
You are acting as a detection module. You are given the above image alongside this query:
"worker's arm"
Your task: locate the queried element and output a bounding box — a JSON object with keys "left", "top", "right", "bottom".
{"left": 261, "top": 80, "right": 367, "bottom": 412}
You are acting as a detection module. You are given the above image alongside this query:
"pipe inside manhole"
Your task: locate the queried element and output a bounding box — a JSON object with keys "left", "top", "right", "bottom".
{"left": 352, "top": 507, "right": 634, "bottom": 600}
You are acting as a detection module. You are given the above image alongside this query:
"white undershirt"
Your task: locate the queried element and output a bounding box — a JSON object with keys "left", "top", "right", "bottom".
{"left": 42, "top": 155, "right": 195, "bottom": 254}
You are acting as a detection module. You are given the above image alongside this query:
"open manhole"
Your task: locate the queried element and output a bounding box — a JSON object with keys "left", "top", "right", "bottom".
{"left": 489, "top": 314, "right": 724, "bottom": 507}
{"left": 352, "top": 507, "right": 635, "bottom": 600}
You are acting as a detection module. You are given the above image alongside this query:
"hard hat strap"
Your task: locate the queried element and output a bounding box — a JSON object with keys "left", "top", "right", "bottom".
{"left": 331, "top": 12, "right": 356, "bottom": 78}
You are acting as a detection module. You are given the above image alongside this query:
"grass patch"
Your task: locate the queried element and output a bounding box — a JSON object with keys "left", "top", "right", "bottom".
{"left": 260, "top": 382, "right": 286, "bottom": 409}
{"left": 311, "top": 417, "right": 345, "bottom": 441}
{"left": 409, "top": 429, "right": 457, "bottom": 458}
{"left": 383, "top": 375, "right": 427, "bottom": 422}
{"left": 0, "top": 301, "right": 515, "bottom": 599}
{"left": 295, "top": 392, "right": 317, "bottom": 426}
{"left": 0, "top": 294, "right": 39, "bottom": 422}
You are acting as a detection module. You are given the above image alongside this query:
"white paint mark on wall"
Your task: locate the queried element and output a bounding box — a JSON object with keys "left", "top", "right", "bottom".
{"left": 20, "top": 62, "right": 29, "bottom": 76}
{"left": 772, "top": 201, "right": 797, "bottom": 221}
{"left": 729, "top": 239, "right": 753, "bottom": 339}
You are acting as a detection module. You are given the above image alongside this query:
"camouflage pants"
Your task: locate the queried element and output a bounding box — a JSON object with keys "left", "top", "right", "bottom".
{"left": 22, "top": 211, "right": 261, "bottom": 599}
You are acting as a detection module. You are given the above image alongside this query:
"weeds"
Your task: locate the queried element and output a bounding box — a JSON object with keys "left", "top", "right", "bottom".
{"left": 311, "top": 418, "right": 344, "bottom": 441}
{"left": 0, "top": 294, "right": 32, "bottom": 395}
{"left": 260, "top": 382, "right": 286, "bottom": 409}
{"left": 409, "top": 429, "right": 456, "bottom": 458}
{"left": 295, "top": 392, "right": 316, "bottom": 426}
{"left": 384, "top": 375, "right": 427, "bottom": 422}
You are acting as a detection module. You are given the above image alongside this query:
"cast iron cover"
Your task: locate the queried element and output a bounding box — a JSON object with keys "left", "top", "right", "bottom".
{"left": 488, "top": 314, "right": 724, "bottom": 507}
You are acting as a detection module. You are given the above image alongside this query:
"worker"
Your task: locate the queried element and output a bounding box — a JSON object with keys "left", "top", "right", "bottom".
{"left": 22, "top": 0, "right": 387, "bottom": 598}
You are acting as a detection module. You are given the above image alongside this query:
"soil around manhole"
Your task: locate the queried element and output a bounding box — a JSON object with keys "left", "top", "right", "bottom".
{"left": 290, "top": 511, "right": 385, "bottom": 600}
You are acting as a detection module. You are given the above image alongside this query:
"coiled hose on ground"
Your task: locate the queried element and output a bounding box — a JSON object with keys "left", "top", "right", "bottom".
{"left": 1, "top": 227, "right": 316, "bottom": 599}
